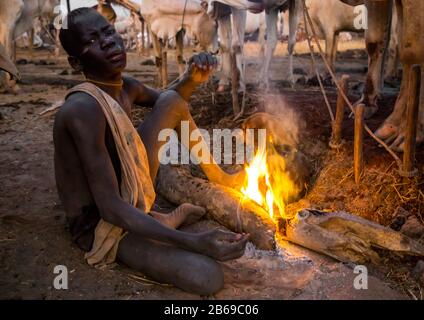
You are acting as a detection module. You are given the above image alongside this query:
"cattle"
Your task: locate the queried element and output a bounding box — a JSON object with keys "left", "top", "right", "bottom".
{"left": 0, "top": 43, "right": 19, "bottom": 80}
{"left": 0, "top": 0, "right": 59, "bottom": 92}
{"left": 340, "top": 0, "right": 423, "bottom": 152}
{"left": 207, "top": 0, "right": 301, "bottom": 93}
{"left": 297, "top": 0, "right": 366, "bottom": 74}
{"left": 141, "top": 0, "right": 219, "bottom": 87}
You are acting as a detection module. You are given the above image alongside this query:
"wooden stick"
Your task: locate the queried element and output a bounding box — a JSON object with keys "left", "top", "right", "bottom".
{"left": 330, "top": 75, "right": 350, "bottom": 148}
{"left": 161, "top": 41, "right": 168, "bottom": 88}
{"left": 402, "top": 64, "right": 421, "bottom": 178}
{"left": 141, "top": 19, "right": 145, "bottom": 55}
{"left": 156, "top": 165, "right": 276, "bottom": 250}
{"left": 354, "top": 103, "right": 365, "bottom": 184}
{"left": 231, "top": 52, "right": 240, "bottom": 116}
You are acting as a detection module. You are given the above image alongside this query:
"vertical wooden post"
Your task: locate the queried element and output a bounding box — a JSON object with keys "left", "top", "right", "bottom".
{"left": 231, "top": 51, "right": 240, "bottom": 116}
{"left": 161, "top": 39, "right": 168, "bottom": 88}
{"left": 402, "top": 64, "right": 421, "bottom": 178}
{"left": 354, "top": 104, "right": 365, "bottom": 184}
{"left": 330, "top": 74, "right": 350, "bottom": 148}
{"left": 141, "top": 18, "right": 145, "bottom": 55}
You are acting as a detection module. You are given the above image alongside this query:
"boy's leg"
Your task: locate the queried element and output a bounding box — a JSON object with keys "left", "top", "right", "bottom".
{"left": 137, "top": 90, "right": 228, "bottom": 184}
{"left": 117, "top": 232, "right": 224, "bottom": 295}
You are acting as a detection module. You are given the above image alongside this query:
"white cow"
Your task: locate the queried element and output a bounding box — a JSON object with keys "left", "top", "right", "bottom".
{"left": 208, "top": 0, "right": 301, "bottom": 93}
{"left": 0, "top": 0, "right": 59, "bottom": 92}
{"left": 115, "top": 15, "right": 138, "bottom": 50}
{"left": 339, "top": 0, "right": 423, "bottom": 152}
{"left": 292, "top": 0, "right": 366, "bottom": 74}
{"left": 141, "top": 0, "right": 218, "bottom": 87}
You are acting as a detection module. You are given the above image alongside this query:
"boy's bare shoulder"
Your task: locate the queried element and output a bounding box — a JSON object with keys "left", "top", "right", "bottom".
{"left": 55, "top": 91, "right": 106, "bottom": 131}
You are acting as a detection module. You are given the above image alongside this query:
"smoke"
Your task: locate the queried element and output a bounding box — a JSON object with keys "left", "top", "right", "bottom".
{"left": 262, "top": 94, "right": 304, "bottom": 149}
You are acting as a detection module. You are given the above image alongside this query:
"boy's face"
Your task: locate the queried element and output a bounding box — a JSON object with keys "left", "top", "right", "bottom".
{"left": 72, "top": 12, "right": 126, "bottom": 76}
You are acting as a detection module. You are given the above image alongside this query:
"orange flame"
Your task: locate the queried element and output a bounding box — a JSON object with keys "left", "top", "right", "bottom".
{"left": 241, "top": 144, "right": 298, "bottom": 221}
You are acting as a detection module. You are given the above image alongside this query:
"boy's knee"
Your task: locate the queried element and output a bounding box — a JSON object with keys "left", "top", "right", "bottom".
{"left": 156, "top": 90, "right": 189, "bottom": 117}
{"left": 185, "top": 259, "right": 224, "bottom": 296}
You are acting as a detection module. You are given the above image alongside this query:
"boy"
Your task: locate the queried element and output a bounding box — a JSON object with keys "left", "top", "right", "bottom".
{"left": 53, "top": 7, "right": 248, "bottom": 295}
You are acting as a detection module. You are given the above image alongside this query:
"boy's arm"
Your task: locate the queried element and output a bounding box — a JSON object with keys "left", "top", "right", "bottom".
{"left": 126, "top": 52, "right": 217, "bottom": 106}
{"left": 63, "top": 98, "right": 248, "bottom": 260}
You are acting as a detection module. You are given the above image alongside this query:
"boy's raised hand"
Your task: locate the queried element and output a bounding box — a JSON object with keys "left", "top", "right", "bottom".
{"left": 187, "top": 52, "right": 218, "bottom": 84}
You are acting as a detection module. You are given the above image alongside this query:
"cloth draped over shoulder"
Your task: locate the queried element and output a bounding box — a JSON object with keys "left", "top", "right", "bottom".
{"left": 64, "top": 82, "right": 156, "bottom": 267}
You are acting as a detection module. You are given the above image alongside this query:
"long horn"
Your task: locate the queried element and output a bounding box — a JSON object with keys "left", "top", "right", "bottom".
{"left": 112, "top": 0, "right": 140, "bottom": 13}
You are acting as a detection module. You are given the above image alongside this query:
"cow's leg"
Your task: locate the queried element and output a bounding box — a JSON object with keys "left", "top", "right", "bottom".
{"left": 259, "top": 9, "right": 278, "bottom": 90}
{"left": 258, "top": 18, "right": 266, "bottom": 63}
{"left": 217, "top": 14, "right": 232, "bottom": 93}
{"left": 151, "top": 32, "right": 163, "bottom": 87}
{"left": 288, "top": 0, "right": 301, "bottom": 86}
{"left": 384, "top": 3, "right": 399, "bottom": 82}
{"left": 54, "top": 28, "right": 60, "bottom": 57}
{"left": 231, "top": 7, "right": 247, "bottom": 92}
{"left": 176, "top": 30, "right": 185, "bottom": 76}
{"left": 330, "top": 33, "right": 339, "bottom": 72}
{"left": 358, "top": 0, "right": 392, "bottom": 119}
{"left": 375, "top": 0, "right": 424, "bottom": 152}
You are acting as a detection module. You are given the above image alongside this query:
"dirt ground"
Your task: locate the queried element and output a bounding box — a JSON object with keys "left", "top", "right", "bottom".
{"left": 0, "top": 40, "right": 423, "bottom": 300}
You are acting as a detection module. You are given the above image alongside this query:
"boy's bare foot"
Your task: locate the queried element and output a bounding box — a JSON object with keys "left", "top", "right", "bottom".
{"left": 151, "top": 203, "right": 206, "bottom": 229}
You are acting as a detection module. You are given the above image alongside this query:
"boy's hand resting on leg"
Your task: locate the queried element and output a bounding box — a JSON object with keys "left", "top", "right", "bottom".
{"left": 193, "top": 229, "right": 250, "bottom": 261}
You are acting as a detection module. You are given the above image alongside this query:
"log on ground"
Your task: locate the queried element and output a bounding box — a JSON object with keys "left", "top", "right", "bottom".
{"left": 156, "top": 165, "right": 276, "bottom": 250}
{"left": 284, "top": 209, "right": 424, "bottom": 264}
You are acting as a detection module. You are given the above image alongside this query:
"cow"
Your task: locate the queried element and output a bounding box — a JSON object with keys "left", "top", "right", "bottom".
{"left": 340, "top": 0, "right": 423, "bottom": 152}
{"left": 140, "top": 0, "right": 219, "bottom": 87}
{"left": 297, "top": 0, "right": 366, "bottom": 74}
{"left": 94, "top": 0, "right": 117, "bottom": 24}
{"left": 0, "top": 43, "right": 19, "bottom": 81}
{"left": 207, "top": 0, "right": 302, "bottom": 93}
{"left": 0, "top": 0, "right": 59, "bottom": 92}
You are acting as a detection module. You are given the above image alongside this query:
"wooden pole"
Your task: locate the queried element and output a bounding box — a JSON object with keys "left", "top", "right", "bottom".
{"left": 141, "top": 18, "right": 145, "bottom": 55}
{"left": 161, "top": 41, "right": 168, "bottom": 88}
{"left": 330, "top": 74, "right": 349, "bottom": 148}
{"left": 354, "top": 103, "right": 365, "bottom": 184}
{"left": 402, "top": 64, "right": 421, "bottom": 178}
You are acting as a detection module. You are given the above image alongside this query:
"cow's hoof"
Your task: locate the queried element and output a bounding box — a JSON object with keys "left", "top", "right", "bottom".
{"left": 375, "top": 123, "right": 398, "bottom": 141}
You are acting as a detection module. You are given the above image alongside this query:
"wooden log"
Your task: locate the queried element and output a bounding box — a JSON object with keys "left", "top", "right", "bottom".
{"left": 354, "top": 103, "right": 365, "bottom": 184}
{"left": 330, "top": 74, "right": 349, "bottom": 148}
{"left": 156, "top": 165, "right": 276, "bottom": 250}
{"left": 156, "top": 166, "right": 424, "bottom": 264}
{"left": 284, "top": 209, "right": 424, "bottom": 264}
{"left": 402, "top": 64, "right": 421, "bottom": 179}
{"left": 231, "top": 51, "right": 240, "bottom": 116}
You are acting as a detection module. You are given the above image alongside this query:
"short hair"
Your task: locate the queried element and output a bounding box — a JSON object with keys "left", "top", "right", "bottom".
{"left": 59, "top": 7, "right": 102, "bottom": 57}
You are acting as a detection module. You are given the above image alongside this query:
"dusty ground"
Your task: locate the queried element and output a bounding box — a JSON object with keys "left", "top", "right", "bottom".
{"left": 0, "top": 40, "right": 423, "bottom": 300}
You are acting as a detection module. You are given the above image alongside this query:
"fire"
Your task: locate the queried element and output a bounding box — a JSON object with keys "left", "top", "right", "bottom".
{"left": 241, "top": 144, "right": 298, "bottom": 221}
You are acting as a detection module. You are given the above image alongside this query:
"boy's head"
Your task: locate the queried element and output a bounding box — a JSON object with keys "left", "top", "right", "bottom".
{"left": 59, "top": 7, "right": 126, "bottom": 78}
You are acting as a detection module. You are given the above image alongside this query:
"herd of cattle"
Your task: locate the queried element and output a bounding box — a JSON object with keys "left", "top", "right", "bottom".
{"left": 0, "top": 0, "right": 423, "bottom": 153}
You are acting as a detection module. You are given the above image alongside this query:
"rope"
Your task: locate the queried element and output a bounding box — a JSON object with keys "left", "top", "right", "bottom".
{"left": 301, "top": 0, "right": 402, "bottom": 167}
{"left": 302, "top": 6, "right": 334, "bottom": 123}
